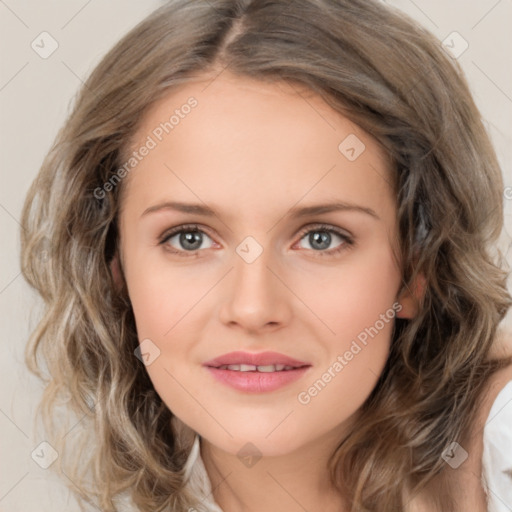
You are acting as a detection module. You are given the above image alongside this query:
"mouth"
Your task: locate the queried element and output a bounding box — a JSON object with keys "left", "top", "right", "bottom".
{"left": 203, "top": 351, "right": 312, "bottom": 393}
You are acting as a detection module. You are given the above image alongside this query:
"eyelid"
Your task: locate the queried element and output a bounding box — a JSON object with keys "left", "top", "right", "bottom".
{"left": 158, "top": 223, "right": 215, "bottom": 243}
{"left": 158, "top": 222, "right": 354, "bottom": 255}
{"left": 295, "top": 222, "right": 353, "bottom": 241}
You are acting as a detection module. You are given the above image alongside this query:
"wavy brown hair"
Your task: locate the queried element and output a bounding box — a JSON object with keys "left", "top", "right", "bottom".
{"left": 20, "top": 0, "right": 512, "bottom": 510}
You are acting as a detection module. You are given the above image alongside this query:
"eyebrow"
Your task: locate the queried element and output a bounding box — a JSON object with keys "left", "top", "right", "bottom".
{"left": 141, "top": 200, "right": 379, "bottom": 220}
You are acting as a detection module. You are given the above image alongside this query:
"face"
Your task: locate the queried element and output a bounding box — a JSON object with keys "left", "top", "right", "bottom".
{"left": 116, "top": 71, "right": 410, "bottom": 458}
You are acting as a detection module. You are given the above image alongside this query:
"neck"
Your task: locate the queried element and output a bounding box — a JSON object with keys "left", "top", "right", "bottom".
{"left": 200, "top": 428, "right": 350, "bottom": 512}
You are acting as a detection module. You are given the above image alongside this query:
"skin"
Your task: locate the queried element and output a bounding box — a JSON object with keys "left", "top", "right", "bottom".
{"left": 114, "top": 71, "right": 419, "bottom": 512}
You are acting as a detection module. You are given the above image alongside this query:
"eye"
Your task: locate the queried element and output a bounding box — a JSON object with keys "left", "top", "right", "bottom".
{"left": 159, "top": 224, "right": 216, "bottom": 256}
{"left": 158, "top": 223, "right": 354, "bottom": 258}
{"left": 294, "top": 224, "right": 353, "bottom": 256}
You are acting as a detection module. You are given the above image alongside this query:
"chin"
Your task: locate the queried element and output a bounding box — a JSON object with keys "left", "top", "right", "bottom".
{"left": 202, "top": 426, "right": 307, "bottom": 458}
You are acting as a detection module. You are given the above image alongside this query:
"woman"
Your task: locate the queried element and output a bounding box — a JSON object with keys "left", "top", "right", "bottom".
{"left": 20, "top": 0, "right": 512, "bottom": 510}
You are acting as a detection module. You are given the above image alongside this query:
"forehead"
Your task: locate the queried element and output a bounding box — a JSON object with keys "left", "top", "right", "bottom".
{"left": 120, "top": 71, "right": 394, "bottom": 216}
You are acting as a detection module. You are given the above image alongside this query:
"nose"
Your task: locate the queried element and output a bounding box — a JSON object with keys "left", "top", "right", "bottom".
{"left": 218, "top": 247, "right": 293, "bottom": 334}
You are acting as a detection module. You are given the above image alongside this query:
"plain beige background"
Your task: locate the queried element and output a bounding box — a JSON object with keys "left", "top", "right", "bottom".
{"left": 1, "top": 1, "right": 511, "bottom": 511}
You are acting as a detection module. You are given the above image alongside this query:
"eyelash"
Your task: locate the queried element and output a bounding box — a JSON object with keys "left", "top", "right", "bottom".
{"left": 158, "top": 223, "right": 354, "bottom": 258}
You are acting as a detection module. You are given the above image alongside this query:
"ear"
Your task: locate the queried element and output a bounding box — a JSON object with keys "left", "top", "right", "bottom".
{"left": 395, "top": 273, "right": 426, "bottom": 319}
{"left": 109, "top": 252, "right": 125, "bottom": 291}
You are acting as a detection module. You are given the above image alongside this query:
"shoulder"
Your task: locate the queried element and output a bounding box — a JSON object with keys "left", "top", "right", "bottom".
{"left": 407, "top": 329, "right": 512, "bottom": 512}
{"left": 470, "top": 327, "right": 512, "bottom": 452}
{"left": 461, "top": 328, "right": 512, "bottom": 508}
{"left": 479, "top": 327, "right": 512, "bottom": 420}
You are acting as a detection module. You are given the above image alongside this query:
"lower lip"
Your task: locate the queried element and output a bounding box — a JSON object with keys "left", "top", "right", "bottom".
{"left": 205, "top": 366, "right": 311, "bottom": 392}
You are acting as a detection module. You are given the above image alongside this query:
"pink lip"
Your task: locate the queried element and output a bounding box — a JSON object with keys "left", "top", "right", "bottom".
{"left": 203, "top": 351, "right": 312, "bottom": 393}
{"left": 203, "top": 351, "right": 310, "bottom": 368}
{"left": 205, "top": 366, "right": 311, "bottom": 393}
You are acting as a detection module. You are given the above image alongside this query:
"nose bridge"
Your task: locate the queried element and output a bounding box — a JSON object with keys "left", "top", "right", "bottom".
{"left": 234, "top": 244, "right": 274, "bottom": 294}
{"left": 218, "top": 239, "right": 291, "bottom": 330}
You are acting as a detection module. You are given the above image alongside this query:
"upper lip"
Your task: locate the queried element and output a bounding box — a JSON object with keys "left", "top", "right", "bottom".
{"left": 203, "top": 351, "right": 311, "bottom": 368}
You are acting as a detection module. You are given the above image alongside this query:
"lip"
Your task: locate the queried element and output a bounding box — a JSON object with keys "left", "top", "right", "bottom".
{"left": 205, "top": 366, "right": 311, "bottom": 393}
{"left": 203, "top": 351, "right": 310, "bottom": 368}
{"left": 203, "top": 351, "right": 312, "bottom": 393}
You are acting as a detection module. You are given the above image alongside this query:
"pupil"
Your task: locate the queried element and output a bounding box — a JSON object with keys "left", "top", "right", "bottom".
{"left": 180, "top": 231, "right": 202, "bottom": 250}
{"left": 310, "top": 231, "right": 330, "bottom": 250}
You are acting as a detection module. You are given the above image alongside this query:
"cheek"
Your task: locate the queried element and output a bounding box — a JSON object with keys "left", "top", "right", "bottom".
{"left": 297, "top": 244, "right": 401, "bottom": 342}
{"left": 126, "top": 265, "right": 208, "bottom": 423}
{"left": 126, "top": 257, "right": 211, "bottom": 339}
{"left": 292, "top": 246, "right": 399, "bottom": 405}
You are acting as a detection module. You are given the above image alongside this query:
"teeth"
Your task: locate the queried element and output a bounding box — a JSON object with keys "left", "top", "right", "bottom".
{"left": 218, "top": 364, "right": 295, "bottom": 372}
{"left": 255, "top": 365, "right": 278, "bottom": 372}
{"left": 233, "top": 364, "right": 256, "bottom": 371}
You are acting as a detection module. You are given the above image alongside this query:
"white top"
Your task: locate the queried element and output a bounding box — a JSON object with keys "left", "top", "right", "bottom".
{"left": 182, "top": 434, "right": 224, "bottom": 512}
{"left": 183, "top": 380, "right": 512, "bottom": 512}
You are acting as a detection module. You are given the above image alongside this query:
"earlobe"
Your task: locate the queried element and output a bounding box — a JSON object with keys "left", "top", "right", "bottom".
{"left": 396, "top": 273, "right": 426, "bottom": 319}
